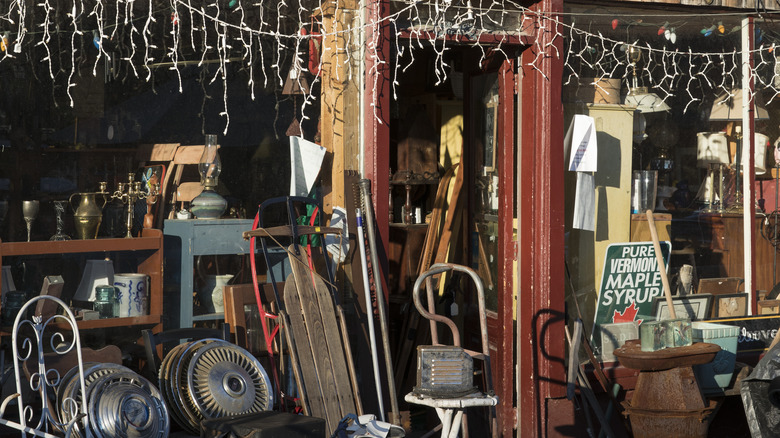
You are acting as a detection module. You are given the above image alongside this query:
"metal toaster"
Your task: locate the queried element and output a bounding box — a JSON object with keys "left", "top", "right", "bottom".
{"left": 413, "top": 345, "right": 476, "bottom": 398}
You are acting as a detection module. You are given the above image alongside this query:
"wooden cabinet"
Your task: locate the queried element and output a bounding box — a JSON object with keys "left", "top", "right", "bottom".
{"left": 696, "top": 213, "right": 780, "bottom": 293}
{"left": 0, "top": 228, "right": 163, "bottom": 333}
{"left": 163, "top": 219, "right": 290, "bottom": 330}
{"left": 564, "top": 104, "right": 635, "bottom": 295}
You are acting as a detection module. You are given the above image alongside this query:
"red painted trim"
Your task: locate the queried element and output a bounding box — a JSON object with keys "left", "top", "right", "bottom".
{"left": 517, "top": 0, "right": 566, "bottom": 436}
{"left": 495, "top": 57, "right": 516, "bottom": 437}
{"left": 364, "top": 0, "right": 391, "bottom": 302}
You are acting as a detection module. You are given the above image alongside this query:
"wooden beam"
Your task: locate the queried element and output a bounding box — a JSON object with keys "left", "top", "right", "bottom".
{"left": 320, "top": 9, "right": 360, "bottom": 216}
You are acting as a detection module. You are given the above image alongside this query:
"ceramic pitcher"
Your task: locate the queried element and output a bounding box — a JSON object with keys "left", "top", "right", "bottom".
{"left": 200, "top": 274, "right": 233, "bottom": 313}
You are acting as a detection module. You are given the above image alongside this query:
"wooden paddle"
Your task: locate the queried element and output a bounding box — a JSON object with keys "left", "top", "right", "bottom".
{"left": 646, "top": 210, "right": 676, "bottom": 319}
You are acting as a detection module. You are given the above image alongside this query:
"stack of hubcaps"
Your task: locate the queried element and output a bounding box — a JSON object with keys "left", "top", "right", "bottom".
{"left": 158, "top": 339, "right": 273, "bottom": 435}
{"left": 58, "top": 363, "right": 169, "bottom": 437}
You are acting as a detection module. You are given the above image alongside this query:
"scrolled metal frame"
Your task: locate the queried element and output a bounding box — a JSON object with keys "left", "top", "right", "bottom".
{"left": 0, "top": 295, "right": 92, "bottom": 438}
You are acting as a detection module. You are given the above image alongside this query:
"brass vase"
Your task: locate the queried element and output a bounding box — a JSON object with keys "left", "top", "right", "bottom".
{"left": 70, "top": 191, "right": 107, "bottom": 239}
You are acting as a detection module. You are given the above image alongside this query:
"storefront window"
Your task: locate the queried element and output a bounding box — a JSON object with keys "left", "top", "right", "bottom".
{"left": 560, "top": 7, "right": 780, "bottom": 349}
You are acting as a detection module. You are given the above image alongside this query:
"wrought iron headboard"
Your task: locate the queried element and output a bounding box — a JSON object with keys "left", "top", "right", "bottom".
{"left": 0, "top": 295, "right": 90, "bottom": 438}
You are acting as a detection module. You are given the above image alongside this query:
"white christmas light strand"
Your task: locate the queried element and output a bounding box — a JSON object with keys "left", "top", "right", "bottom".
{"left": 169, "top": 0, "right": 183, "bottom": 93}
{"left": 3, "top": 0, "right": 780, "bottom": 134}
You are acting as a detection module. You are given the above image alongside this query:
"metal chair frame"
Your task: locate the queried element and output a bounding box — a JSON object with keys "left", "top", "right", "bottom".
{"left": 1, "top": 295, "right": 90, "bottom": 437}
{"left": 405, "top": 263, "right": 498, "bottom": 438}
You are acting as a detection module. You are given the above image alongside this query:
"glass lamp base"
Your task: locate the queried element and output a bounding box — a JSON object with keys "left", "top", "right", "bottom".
{"left": 190, "top": 188, "right": 227, "bottom": 219}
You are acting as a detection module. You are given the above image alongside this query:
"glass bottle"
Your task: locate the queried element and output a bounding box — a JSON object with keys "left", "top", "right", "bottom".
{"left": 94, "top": 285, "right": 118, "bottom": 318}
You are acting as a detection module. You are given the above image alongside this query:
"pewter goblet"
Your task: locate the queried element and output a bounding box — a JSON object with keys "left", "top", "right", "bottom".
{"left": 22, "top": 200, "right": 39, "bottom": 242}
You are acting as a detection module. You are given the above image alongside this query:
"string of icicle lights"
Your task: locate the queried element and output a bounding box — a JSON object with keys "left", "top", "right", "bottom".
{"left": 4, "top": 0, "right": 780, "bottom": 134}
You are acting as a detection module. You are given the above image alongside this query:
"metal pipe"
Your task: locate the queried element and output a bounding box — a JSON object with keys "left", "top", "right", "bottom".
{"left": 356, "top": 208, "right": 385, "bottom": 422}
{"left": 358, "top": 178, "right": 400, "bottom": 425}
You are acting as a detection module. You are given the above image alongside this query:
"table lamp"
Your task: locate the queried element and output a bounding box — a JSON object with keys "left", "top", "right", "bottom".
{"left": 623, "top": 45, "right": 671, "bottom": 113}
{"left": 709, "top": 89, "right": 770, "bottom": 210}
{"left": 696, "top": 132, "right": 730, "bottom": 212}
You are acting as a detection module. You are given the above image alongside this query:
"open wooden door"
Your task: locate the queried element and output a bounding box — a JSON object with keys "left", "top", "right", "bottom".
{"left": 466, "top": 57, "right": 516, "bottom": 436}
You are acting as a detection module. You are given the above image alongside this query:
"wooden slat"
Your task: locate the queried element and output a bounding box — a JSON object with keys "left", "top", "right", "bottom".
{"left": 417, "top": 164, "right": 458, "bottom": 274}
{"left": 280, "top": 310, "right": 310, "bottom": 416}
{"left": 289, "top": 244, "right": 356, "bottom": 421}
{"left": 282, "top": 279, "right": 330, "bottom": 426}
{"left": 243, "top": 225, "right": 343, "bottom": 240}
{"left": 287, "top": 271, "right": 341, "bottom": 431}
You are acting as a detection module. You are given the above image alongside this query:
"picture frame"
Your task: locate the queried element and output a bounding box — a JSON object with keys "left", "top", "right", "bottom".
{"left": 758, "top": 299, "right": 780, "bottom": 316}
{"left": 652, "top": 294, "right": 713, "bottom": 321}
{"left": 711, "top": 293, "right": 749, "bottom": 319}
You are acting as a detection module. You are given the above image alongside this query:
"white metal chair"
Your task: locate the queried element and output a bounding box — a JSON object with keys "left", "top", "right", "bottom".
{"left": 404, "top": 263, "right": 498, "bottom": 438}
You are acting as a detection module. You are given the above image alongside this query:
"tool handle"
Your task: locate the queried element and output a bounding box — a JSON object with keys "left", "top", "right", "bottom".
{"left": 646, "top": 210, "right": 676, "bottom": 319}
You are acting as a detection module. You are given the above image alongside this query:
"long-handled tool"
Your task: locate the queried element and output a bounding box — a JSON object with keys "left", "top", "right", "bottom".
{"left": 356, "top": 207, "right": 385, "bottom": 422}
{"left": 357, "top": 179, "right": 400, "bottom": 425}
{"left": 646, "top": 209, "right": 677, "bottom": 319}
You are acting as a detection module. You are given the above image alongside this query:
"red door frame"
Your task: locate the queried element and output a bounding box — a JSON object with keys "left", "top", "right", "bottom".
{"left": 464, "top": 56, "right": 519, "bottom": 437}
{"left": 517, "top": 0, "right": 566, "bottom": 436}
{"left": 364, "top": 0, "right": 565, "bottom": 435}
{"left": 495, "top": 57, "right": 518, "bottom": 437}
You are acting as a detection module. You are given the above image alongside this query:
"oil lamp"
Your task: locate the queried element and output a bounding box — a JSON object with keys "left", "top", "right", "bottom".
{"left": 190, "top": 134, "right": 227, "bottom": 219}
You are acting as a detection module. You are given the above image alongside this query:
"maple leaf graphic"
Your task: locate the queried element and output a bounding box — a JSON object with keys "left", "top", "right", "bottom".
{"left": 613, "top": 302, "right": 643, "bottom": 325}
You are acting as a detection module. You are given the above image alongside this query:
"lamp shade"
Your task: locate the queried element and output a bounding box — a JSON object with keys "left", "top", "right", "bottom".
{"left": 624, "top": 91, "right": 671, "bottom": 113}
{"left": 709, "top": 89, "right": 769, "bottom": 121}
{"left": 696, "top": 132, "right": 730, "bottom": 167}
{"left": 755, "top": 132, "right": 769, "bottom": 175}
{"left": 73, "top": 259, "right": 114, "bottom": 302}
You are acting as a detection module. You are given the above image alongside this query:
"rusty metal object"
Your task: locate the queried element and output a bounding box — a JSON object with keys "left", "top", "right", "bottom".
{"left": 614, "top": 340, "right": 720, "bottom": 371}
{"left": 616, "top": 340, "right": 722, "bottom": 438}
{"left": 622, "top": 400, "right": 719, "bottom": 438}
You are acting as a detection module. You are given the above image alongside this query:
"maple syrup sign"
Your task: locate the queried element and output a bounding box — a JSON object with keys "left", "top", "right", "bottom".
{"left": 592, "top": 242, "right": 672, "bottom": 339}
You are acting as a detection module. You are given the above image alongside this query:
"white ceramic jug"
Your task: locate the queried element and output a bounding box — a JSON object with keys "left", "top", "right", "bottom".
{"left": 201, "top": 274, "right": 233, "bottom": 313}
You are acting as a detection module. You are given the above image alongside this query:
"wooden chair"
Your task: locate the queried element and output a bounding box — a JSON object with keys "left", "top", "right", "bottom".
{"left": 139, "top": 143, "right": 216, "bottom": 228}
{"left": 223, "top": 283, "right": 284, "bottom": 351}
{"left": 161, "top": 144, "right": 219, "bottom": 226}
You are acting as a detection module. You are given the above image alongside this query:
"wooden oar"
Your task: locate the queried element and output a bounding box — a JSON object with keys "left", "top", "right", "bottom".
{"left": 646, "top": 210, "right": 676, "bottom": 319}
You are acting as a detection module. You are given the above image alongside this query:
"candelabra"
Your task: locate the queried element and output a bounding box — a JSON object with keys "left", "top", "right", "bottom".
{"left": 111, "top": 173, "right": 159, "bottom": 238}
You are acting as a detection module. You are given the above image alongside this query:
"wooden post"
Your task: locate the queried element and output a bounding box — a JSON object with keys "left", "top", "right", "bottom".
{"left": 320, "top": 4, "right": 360, "bottom": 216}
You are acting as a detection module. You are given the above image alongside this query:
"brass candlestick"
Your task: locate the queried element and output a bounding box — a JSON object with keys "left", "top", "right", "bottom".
{"left": 111, "top": 173, "right": 159, "bottom": 238}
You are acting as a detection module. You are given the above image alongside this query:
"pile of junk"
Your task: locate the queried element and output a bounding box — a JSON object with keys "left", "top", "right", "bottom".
{"left": 0, "top": 192, "right": 498, "bottom": 438}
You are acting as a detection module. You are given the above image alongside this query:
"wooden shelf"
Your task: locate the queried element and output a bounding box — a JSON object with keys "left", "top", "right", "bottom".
{"left": 0, "top": 314, "right": 163, "bottom": 335}
{"left": 0, "top": 235, "right": 160, "bottom": 256}
{"left": 0, "top": 228, "right": 164, "bottom": 337}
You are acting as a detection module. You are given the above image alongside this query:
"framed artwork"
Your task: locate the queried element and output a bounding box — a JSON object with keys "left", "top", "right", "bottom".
{"left": 652, "top": 294, "right": 713, "bottom": 321}
{"left": 758, "top": 299, "right": 780, "bottom": 316}
{"left": 711, "top": 293, "right": 749, "bottom": 319}
{"left": 141, "top": 164, "right": 165, "bottom": 196}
